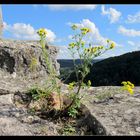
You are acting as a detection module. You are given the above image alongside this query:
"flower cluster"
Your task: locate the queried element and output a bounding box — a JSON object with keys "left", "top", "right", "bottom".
{"left": 106, "top": 40, "right": 115, "bottom": 49}
{"left": 68, "top": 42, "right": 76, "bottom": 49}
{"left": 37, "top": 28, "right": 47, "bottom": 37}
{"left": 84, "top": 46, "right": 104, "bottom": 54}
{"left": 80, "top": 27, "right": 90, "bottom": 35}
{"left": 121, "top": 81, "right": 135, "bottom": 95}
{"left": 110, "top": 43, "right": 115, "bottom": 49}
{"left": 68, "top": 26, "right": 115, "bottom": 57}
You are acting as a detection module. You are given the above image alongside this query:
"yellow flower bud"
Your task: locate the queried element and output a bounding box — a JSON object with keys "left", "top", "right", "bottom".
{"left": 99, "top": 46, "right": 104, "bottom": 49}
{"left": 88, "top": 80, "right": 91, "bottom": 87}
{"left": 69, "top": 42, "right": 75, "bottom": 48}
{"left": 81, "top": 41, "right": 85, "bottom": 46}
{"left": 71, "top": 24, "right": 77, "bottom": 30}
{"left": 110, "top": 43, "right": 115, "bottom": 49}
{"left": 68, "top": 82, "right": 76, "bottom": 90}
{"left": 121, "top": 81, "right": 127, "bottom": 85}
{"left": 107, "top": 39, "right": 110, "bottom": 43}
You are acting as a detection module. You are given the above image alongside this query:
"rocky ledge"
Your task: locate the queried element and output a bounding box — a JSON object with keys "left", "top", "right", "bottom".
{"left": 0, "top": 86, "right": 140, "bottom": 135}
{"left": 0, "top": 39, "right": 60, "bottom": 77}
{"left": 81, "top": 86, "right": 140, "bottom": 135}
{"left": 0, "top": 94, "right": 59, "bottom": 135}
{"left": 0, "top": 39, "right": 60, "bottom": 93}
{"left": 0, "top": 39, "right": 61, "bottom": 135}
{"left": 0, "top": 39, "right": 140, "bottom": 136}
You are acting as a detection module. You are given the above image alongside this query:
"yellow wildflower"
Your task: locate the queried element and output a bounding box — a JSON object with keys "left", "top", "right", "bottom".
{"left": 37, "top": 28, "right": 47, "bottom": 37}
{"left": 127, "top": 81, "right": 134, "bottom": 88}
{"left": 87, "top": 48, "right": 91, "bottom": 53}
{"left": 80, "top": 27, "right": 90, "bottom": 35}
{"left": 68, "top": 82, "right": 76, "bottom": 90}
{"left": 127, "top": 86, "right": 134, "bottom": 95}
{"left": 69, "top": 42, "right": 76, "bottom": 49}
{"left": 107, "top": 39, "right": 110, "bottom": 43}
{"left": 121, "top": 81, "right": 127, "bottom": 85}
{"left": 110, "top": 42, "right": 115, "bottom": 49}
{"left": 99, "top": 46, "right": 104, "bottom": 49}
{"left": 91, "top": 47, "right": 98, "bottom": 53}
{"left": 121, "top": 81, "right": 135, "bottom": 95}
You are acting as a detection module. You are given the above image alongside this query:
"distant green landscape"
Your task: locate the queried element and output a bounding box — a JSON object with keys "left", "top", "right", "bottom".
{"left": 58, "top": 51, "right": 140, "bottom": 86}
{"left": 57, "top": 59, "right": 103, "bottom": 68}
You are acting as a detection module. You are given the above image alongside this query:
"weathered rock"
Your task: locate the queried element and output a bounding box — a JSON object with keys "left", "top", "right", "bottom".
{"left": 0, "top": 94, "right": 59, "bottom": 135}
{"left": 29, "top": 98, "right": 48, "bottom": 111}
{"left": 1, "top": 85, "right": 140, "bottom": 135}
{"left": 0, "top": 117, "right": 33, "bottom": 135}
{"left": 0, "top": 39, "right": 60, "bottom": 77}
{"left": 136, "top": 127, "right": 140, "bottom": 133}
{"left": 0, "top": 39, "right": 140, "bottom": 135}
{"left": 81, "top": 86, "right": 140, "bottom": 135}
{"left": 0, "top": 70, "right": 51, "bottom": 95}
{"left": 0, "top": 39, "right": 61, "bottom": 135}
{"left": 0, "top": 39, "right": 60, "bottom": 95}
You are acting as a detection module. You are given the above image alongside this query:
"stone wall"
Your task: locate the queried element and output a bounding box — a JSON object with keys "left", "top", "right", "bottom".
{"left": 0, "top": 39, "right": 60, "bottom": 78}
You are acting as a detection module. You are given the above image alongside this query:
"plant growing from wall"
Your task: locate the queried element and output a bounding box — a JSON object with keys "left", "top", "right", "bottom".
{"left": 37, "top": 28, "right": 63, "bottom": 110}
{"left": 63, "top": 24, "right": 116, "bottom": 118}
{"left": 28, "top": 26, "right": 116, "bottom": 118}
{"left": 28, "top": 28, "right": 62, "bottom": 112}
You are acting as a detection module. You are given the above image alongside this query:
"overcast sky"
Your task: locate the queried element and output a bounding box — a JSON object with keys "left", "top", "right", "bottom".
{"left": 2, "top": 4, "right": 140, "bottom": 59}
